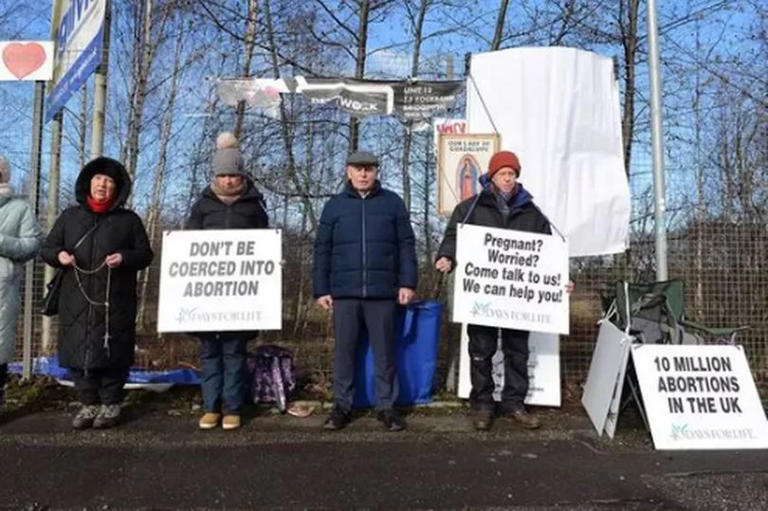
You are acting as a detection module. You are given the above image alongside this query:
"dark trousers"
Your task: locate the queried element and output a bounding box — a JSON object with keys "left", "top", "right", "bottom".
{"left": 467, "top": 324, "right": 530, "bottom": 412}
{"left": 0, "top": 363, "right": 7, "bottom": 402}
{"left": 332, "top": 298, "right": 397, "bottom": 412}
{"left": 200, "top": 338, "right": 247, "bottom": 414}
{"left": 70, "top": 367, "right": 130, "bottom": 406}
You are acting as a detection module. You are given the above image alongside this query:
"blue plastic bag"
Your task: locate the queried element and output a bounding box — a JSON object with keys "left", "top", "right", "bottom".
{"left": 352, "top": 300, "right": 443, "bottom": 408}
{"left": 9, "top": 355, "right": 200, "bottom": 384}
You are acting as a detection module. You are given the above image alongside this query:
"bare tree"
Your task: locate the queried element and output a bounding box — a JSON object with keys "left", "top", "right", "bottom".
{"left": 136, "top": 15, "right": 187, "bottom": 331}
{"left": 399, "top": 0, "right": 432, "bottom": 212}
{"left": 490, "top": 0, "right": 510, "bottom": 51}
{"left": 233, "top": 0, "right": 260, "bottom": 138}
{"left": 120, "top": 0, "right": 175, "bottom": 185}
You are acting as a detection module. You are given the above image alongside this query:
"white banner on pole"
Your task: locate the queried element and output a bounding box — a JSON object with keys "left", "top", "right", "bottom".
{"left": 157, "top": 229, "right": 282, "bottom": 333}
{"left": 453, "top": 224, "right": 569, "bottom": 335}
{"left": 632, "top": 344, "right": 768, "bottom": 450}
{"left": 0, "top": 41, "right": 54, "bottom": 81}
{"left": 467, "top": 47, "right": 630, "bottom": 257}
{"left": 458, "top": 326, "right": 560, "bottom": 407}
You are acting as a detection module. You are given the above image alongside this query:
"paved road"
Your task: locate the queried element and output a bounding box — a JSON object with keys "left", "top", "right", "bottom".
{"left": 2, "top": 406, "right": 767, "bottom": 510}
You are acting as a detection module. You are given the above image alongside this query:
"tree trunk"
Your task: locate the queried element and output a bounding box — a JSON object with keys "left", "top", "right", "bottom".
{"left": 79, "top": 86, "right": 88, "bottom": 168}
{"left": 234, "top": 0, "right": 260, "bottom": 139}
{"left": 264, "top": 0, "right": 317, "bottom": 227}
{"left": 620, "top": 0, "right": 639, "bottom": 178}
{"left": 121, "top": 0, "right": 173, "bottom": 205}
{"left": 349, "top": 0, "right": 371, "bottom": 151}
{"left": 136, "top": 16, "right": 185, "bottom": 332}
{"left": 400, "top": 0, "right": 430, "bottom": 213}
{"left": 490, "top": 0, "right": 510, "bottom": 51}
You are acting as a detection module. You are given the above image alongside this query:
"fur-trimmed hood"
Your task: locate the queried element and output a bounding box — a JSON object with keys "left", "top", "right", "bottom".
{"left": 75, "top": 157, "right": 132, "bottom": 211}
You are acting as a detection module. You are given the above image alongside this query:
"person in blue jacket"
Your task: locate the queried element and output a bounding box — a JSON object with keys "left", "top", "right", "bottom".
{"left": 0, "top": 155, "right": 42, "bottom": 409}
{"left": 313, "top": 151, "right": 418, "bottom": 431}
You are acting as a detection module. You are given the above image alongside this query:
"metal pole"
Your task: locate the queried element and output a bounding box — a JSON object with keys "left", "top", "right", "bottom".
{"left": 444, "top": 52, "right": 460, "bottom": 393}
{"left": 91, "top": 0, "right": 111, "bottom": 159}
{"left": 22, "top": 81, "right": 45, "bottom": 380}
{"left": 647, "top": 0, "right": 668, "bottom": 280}
{"left": 41, "top": 111, "right": 63, "bottom": 354}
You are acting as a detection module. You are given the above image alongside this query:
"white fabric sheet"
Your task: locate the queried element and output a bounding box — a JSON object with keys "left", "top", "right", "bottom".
{"left": 467, "top": 47, "right": 630, "bottom": 257}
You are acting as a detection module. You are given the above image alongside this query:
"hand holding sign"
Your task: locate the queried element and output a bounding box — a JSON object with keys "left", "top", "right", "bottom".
{"left": 435, "top": 256, "right": 453, "bottom": 273}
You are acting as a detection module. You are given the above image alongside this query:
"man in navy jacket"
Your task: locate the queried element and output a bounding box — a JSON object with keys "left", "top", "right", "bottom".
{"left": 313, "top": 151, "right": 418, "bottom": 431}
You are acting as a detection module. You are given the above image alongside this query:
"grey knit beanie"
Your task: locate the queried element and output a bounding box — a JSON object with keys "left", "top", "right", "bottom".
{"left": 0, "top": 155, "right": 10, "bottom": 183}
{"left": 213, "top": 132, "right": 246, "bottom": 177}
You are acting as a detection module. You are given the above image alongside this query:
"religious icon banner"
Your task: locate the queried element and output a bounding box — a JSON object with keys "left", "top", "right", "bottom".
{"left": 437, "top": 133, "right": 499, "bottom": 217}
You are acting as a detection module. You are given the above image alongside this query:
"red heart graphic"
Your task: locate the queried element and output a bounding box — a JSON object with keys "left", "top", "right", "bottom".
{"left": 2, "top": 42, "right": 47, "bottom": 79}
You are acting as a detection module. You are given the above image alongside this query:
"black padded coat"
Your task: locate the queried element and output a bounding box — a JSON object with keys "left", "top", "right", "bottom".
{"left": 41, "top": 158, "right": 153, "bottom": 370}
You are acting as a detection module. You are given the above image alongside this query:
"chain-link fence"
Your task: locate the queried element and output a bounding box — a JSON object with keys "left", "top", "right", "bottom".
{"left": 13, "top": 219, "right": 768, "bottom": 397}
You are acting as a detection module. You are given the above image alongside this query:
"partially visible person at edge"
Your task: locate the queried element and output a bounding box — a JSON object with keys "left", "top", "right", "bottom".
{"left": 313, "top": 151, "right": 418, "bottom": 432}
{"left": 41, "top": 157, "right": 152, "bottom": 430}
{"left": 186, "top": 132, "right": 269, "bottom": 431}
{"left": 0, "top": 155, "right": 42, "bottom": 409}
{"left": 435, "top": 150, "right": 573, "bottom": 431}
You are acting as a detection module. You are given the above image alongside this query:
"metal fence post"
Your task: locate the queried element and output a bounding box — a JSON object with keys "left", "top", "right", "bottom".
{"left": 22, "top": 80, "right": 45, "bottom": 380}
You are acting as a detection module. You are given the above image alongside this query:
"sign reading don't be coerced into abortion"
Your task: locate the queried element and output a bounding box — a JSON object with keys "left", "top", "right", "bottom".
{"left": 157, "top": 229, "right": 282, "bottom": 333}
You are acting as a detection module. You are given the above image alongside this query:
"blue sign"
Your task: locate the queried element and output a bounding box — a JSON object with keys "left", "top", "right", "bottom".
{"left": 45, "top": 0, "right": 106, "bottom": 122}
{"left": 45, "top": 29, "right": 102, "bottom": 122}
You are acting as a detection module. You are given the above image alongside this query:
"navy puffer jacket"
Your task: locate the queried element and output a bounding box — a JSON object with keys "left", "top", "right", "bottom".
{"left": 313, "top": 181, "right": 417, "bottom": 299}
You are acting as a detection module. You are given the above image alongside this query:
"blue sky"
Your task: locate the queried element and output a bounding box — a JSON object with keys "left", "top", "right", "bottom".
{"left": 1, "top": 1, "right": 764, "bottom": 232}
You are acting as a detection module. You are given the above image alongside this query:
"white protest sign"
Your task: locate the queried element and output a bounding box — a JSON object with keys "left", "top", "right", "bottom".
{"left": 632, "top": 344, "right": 768, "bottom": 450}
{"left": 157, "top": 229, "right": 282, "bottom": 332}
{"left": 453, "top": 224, "right": 569, "bottom": 334}
{"left": 581, "top": 320, "right": 632, "bottom": 437}
{"left": 458, "top": 325, "right": 561, "bottom": 407}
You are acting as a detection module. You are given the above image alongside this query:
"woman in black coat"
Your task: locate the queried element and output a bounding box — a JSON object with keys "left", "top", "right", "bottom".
{"left": 187, "top": 132, "right": 269, "bottom": 431}
{"left": 41, "top": 157, "right": 152, "bottom": 430}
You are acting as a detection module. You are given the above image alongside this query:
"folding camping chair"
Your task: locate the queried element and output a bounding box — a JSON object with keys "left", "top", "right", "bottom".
{"left": 604, "top": 279, "right": 748, "bottom": 346}
{"left": 601, "top": 279, "right": 749, "bottom": 431}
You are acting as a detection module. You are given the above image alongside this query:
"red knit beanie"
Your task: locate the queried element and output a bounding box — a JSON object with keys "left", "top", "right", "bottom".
{"left": 487, "top": 151, "right": 521, "bottom": 178}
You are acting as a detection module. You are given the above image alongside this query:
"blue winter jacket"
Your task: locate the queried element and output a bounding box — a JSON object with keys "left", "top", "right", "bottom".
{"left": 313, "top": 180, "right": 418, "bottom": 299}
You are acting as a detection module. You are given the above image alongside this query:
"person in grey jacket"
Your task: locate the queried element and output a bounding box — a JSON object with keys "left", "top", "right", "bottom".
{"left": 0, "top": 155, "right": 42, "bottom": 408}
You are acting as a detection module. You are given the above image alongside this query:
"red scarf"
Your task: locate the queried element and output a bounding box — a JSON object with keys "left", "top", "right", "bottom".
{"left": 86, "top": 195, "right": 115, "bottom": 214}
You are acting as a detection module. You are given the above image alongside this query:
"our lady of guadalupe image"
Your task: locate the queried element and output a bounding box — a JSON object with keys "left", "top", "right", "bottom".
{"left": 457, "top": 154, "right": 480, "bottom": 200}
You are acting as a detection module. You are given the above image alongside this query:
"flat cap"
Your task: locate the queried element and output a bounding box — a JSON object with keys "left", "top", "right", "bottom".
{"left": 346, "top": 151, "right": 379, "bottom": 166}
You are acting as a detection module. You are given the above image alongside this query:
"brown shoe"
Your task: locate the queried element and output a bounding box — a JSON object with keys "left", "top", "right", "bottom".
{"left": 222, "top": 414, "right": 241, "bottom": 430}
{"left": 198, "top": 412, "right": 221, "bottom": 430}
{"left": 510, "top": 410, "right": 541, "bottom": 429}
{"left": 470, "top": 408, "right": 494, "bottom": 431}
